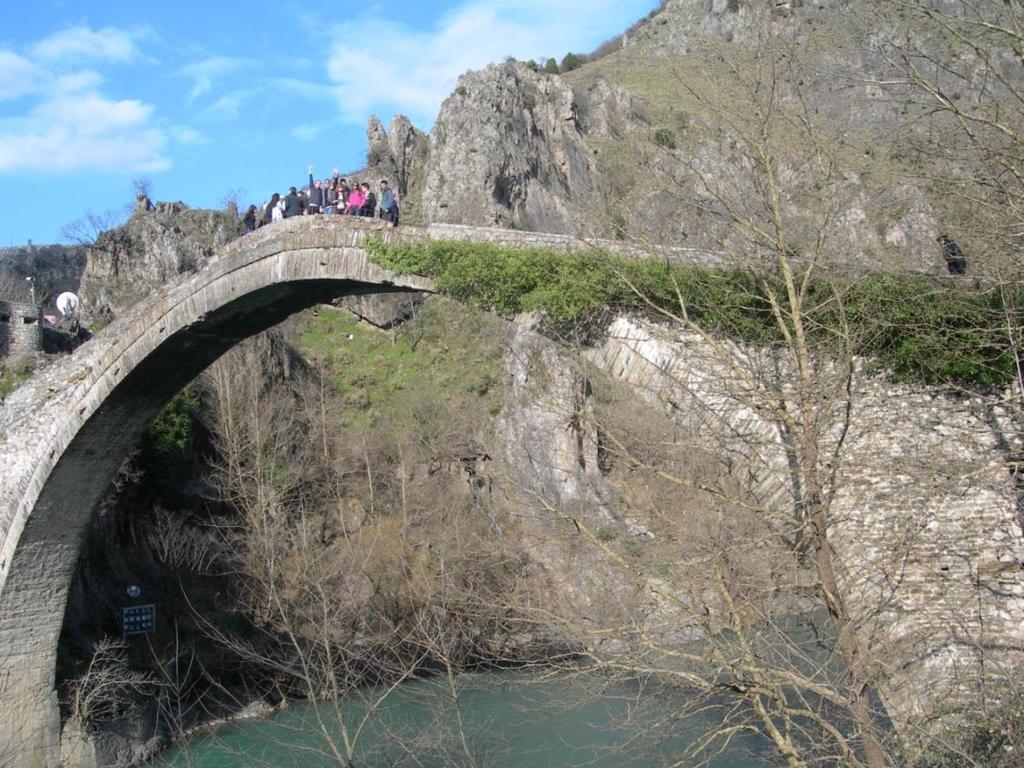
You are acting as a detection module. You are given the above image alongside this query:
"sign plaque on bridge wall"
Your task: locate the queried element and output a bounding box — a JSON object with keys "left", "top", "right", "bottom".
{"left": 122, "top": 604, "right": 156, "bottom": 637}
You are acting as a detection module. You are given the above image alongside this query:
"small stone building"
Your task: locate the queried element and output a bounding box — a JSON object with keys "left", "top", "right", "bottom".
{"left": 0, "top": 298, "right": 42, "bottom": 358}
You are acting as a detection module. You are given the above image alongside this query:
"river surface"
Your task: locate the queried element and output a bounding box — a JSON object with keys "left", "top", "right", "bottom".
{"left": 156, "top": 669, "right": 772, "bottom": 767}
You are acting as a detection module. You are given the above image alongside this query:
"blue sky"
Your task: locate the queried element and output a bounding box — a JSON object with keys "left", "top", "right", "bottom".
{"left": 0, "top": 0, "right": 659, "bottom": 245}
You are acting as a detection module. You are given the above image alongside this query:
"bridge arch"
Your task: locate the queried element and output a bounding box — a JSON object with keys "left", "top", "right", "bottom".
{"left": 0, "top": 217, "right": 434, "bottom": 767}
{"left": 0, "top": 214, "right": 711, "bottom": 766}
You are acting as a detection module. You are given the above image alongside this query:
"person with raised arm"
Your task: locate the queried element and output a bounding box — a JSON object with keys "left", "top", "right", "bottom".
{"left": 307, "top": 164, "right": 324, "bottom": 215}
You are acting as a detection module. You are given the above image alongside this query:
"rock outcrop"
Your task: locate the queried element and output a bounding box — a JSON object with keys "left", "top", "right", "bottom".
{"left": 78, "top": 204, "right": 241, "bottom": 326}
{"left": 497, "top": 320, "right": 612, "bottom": 517}
{"left": 333, "top": 293, "right": 426, "bottom": 329}
{"left": 584, "top": 313, "right": 1024, "bottom": 732}
{"left": 366, "top": 115, "right": 429, "bottom": 199}
{"left": 419, "top": 62, "right": 599, "bottom": 234}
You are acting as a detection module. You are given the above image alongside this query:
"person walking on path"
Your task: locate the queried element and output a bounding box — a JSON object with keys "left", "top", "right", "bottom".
{"left": 937, "top": 234, "right": 967, "bottom": 275}
{"left": 379, "top": 179, "right": 399, "bottom": 226}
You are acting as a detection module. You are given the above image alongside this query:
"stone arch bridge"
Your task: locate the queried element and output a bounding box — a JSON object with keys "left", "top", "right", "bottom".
{"left": 0, "top": 216, "right": 710, "bottom": 767}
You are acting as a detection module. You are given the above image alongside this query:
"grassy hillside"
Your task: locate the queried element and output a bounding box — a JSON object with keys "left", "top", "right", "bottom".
{"left": 560, "top": 2, "right": 935, "bottom": 253}
{"left": 292, "top": 297, "right": 507, "bottom": 431}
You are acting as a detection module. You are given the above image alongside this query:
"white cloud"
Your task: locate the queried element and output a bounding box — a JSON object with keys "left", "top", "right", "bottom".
{"left": 0, "top": 51, "right": 47, "bottom": 100}
{"left": 54, "top": 70, "right": 105, "bottom": 94}
{"left": 0, "top": 95, "right": 169, "bottom": 173}
{"left": 171, "top": 126, "right": 207, "bottom": 145}
{"left": 292, "top": 124, "right": 324, "bottom": 142}
{"left": 181, "top": 56, "right": 250, "bottom": 103}
{"left": 272, "top": 77, "right": 338, "bottom": 102}
{"left": 0, "top": 27, "right": 173, "bottom": 174}
{"left": 36, "top": 92, "right": 155, "bottom": 134}
{"left": 323, "top": 0, "right": 655, "bottom": 125}
{"left": 32, "top": 25, "right": 143, "bottom": 64}
{"left": 199, "top": 89, "right": 254, "bottom": 121}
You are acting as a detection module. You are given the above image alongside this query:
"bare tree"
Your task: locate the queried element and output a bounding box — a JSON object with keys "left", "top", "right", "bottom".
{"left": 59, "top": 209, "right": 126, "bottom": 249}
{"left": 869, "top": 0, "right": 1024, "bottom": 277}
{"left": 185, "top": 331, "right": 537, "bottom": 766}
{"left": 511, "top": 13, "right": 913, "bottom": 767}
{"left": 503, "top": 6, "right": 1024, "bottom": 767}
{"left": 64, "top": 639, "right": 160, "bottom": 727}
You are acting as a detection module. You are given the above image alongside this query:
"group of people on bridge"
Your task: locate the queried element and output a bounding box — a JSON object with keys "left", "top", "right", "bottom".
{"left": 235, "top": 166, "right": 970, "bottom": 277}
{"left": 243, "top": 165, "right": 399, "bottom": 232}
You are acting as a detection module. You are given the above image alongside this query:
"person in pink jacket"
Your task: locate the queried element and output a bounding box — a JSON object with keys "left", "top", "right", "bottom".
{"left": 346, "top": 184, "right": 365, "bottom": 216}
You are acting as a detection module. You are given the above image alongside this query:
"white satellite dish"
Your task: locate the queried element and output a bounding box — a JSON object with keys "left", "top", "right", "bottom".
{"left": 56, "top": 292, "right": 80, "bottom": 317}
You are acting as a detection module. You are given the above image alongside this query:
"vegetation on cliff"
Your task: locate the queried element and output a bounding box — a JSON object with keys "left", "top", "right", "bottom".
{"left": 294, "top": 299, "right": 505, "bottom": 429}
{"left": 367, "top": 237, "right": 1021, "bottom": 389}
{"left": 0, "top": 355, "right": 35, "bottom": 400}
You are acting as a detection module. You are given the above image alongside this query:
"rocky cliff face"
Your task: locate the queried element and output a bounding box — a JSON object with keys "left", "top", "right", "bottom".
{"left": 582, "top": 311, "right": 1024, "bottom": 732}
{"left": 79, "top": 204, "right": 240, "bottom": 326}
{"left": 366, "top": 115, "right": 429, "bottom": 200}
{"left": 361, "top": 0, "right": 957, "bottom": 271}
{"left": 419, "top": 62, "right": 599, "bottom": 234}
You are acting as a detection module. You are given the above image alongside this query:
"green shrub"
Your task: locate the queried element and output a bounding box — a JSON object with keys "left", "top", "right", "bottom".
{"left": 138, "top": 387, "right": 201, "bottom": 497}
{"left": 0, "top": 355, "right": 35, "bottom": 399}
{"left": 622, "top": 538, "right": 644, "bottom": 559}
{"left": 654, "top": 127, "right": 678, "bottom": 150}
{"left": 612, "top": 212, "right": 629, "bottom": 240}
{"left": 914, "top": 689, "right": 1024, "bottom": 767}
{"left": 560, "top": 53, "right": 584, "bottom": 73}
{"left": 296, "top": 298, "right": 506, "bottom": 431}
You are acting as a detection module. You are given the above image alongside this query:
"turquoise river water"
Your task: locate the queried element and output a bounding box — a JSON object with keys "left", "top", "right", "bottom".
{"left": 155, "top": 670, "right": 773, "bottom": 767}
